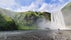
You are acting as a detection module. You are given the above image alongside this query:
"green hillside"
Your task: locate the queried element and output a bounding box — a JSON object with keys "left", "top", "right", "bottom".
{"left": 0, "top": 8, "right": 51, "bottom": 30}
{"left": 14, "top": 11, "right": 51, "bottom": 30}
{"left": 0, "top": 13, "right": 17, "bottom": 31}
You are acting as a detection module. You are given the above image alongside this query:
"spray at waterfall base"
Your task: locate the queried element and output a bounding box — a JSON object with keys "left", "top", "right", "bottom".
{"left": 37, "top": 11, "right": 71, "bottom": 30}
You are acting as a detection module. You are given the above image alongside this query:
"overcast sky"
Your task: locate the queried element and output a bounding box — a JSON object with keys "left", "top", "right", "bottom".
{"left": 0, "top": 0, "right": 70, "bottom": 12}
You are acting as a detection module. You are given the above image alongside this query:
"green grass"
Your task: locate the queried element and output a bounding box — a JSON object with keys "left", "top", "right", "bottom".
{"left": 17, "top": 25, "right": 38, "bottom": 30}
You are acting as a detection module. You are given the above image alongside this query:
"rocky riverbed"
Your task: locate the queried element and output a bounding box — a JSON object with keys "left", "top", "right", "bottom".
{"left": 0, "top": 30, "right": 71, "bottom": 40}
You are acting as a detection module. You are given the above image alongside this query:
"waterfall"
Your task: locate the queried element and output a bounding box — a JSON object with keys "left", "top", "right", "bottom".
{"left": 51, "top": 10, "right": 66, "bottom": 30}
{"left": 37, "top": 10, "right": 69, "bottom": 30}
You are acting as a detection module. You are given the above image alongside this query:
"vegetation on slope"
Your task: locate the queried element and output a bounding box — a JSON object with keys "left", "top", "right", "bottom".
{"left": 0, "top": 10, "right": 51, "bottom": 31}
{"left": 0, "top": 14, "right": 17, "bottom": 31}
{"left": 14, "top": 11, "right": 51, "bottom": 30}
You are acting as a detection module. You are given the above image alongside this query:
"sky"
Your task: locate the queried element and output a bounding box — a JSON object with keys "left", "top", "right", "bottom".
{"left": 0, "top": 0, "right": 70, "bottom": 12}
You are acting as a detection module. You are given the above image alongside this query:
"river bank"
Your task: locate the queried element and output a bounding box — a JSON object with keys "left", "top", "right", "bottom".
{"left": 0, "top": 30, "right": 71, "bottom": 40}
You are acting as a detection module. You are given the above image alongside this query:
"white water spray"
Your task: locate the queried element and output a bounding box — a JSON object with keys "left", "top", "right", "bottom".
{"left": 37, "top": 18, "right": 51, "bottom": 29}
{"left": 37, "top": 10, "right": 69, "bottom": 30}
{"left": 51, "top": 10, "right": 66, "bottom": 30}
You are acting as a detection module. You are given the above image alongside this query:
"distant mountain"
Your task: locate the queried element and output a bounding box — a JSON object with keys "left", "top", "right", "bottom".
{"left": 0, "top": 8, "right": 16, "bottom": 18}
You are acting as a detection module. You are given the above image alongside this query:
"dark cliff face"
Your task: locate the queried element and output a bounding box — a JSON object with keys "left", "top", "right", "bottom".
{"left": 14, "top": 11, "right": 51, "bottom": 30}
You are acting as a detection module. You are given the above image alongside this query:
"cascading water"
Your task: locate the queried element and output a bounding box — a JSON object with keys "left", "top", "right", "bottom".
{"left": 37, "top": 10, "right": 68, "bottom": 30}
{"left": 51, "top": 10, "right": 66, "bottom": 30}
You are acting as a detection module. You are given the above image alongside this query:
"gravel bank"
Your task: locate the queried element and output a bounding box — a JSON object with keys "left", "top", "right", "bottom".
{"left": 0, "top": 30, "right": 71, "bottom": 40}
